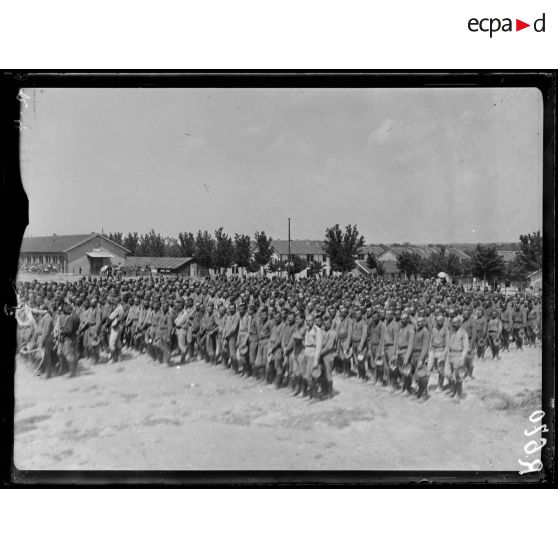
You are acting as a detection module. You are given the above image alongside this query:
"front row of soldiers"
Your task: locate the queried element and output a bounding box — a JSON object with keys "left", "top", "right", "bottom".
{"left": 20, "top": 291, "right": 533, "bottom": 403}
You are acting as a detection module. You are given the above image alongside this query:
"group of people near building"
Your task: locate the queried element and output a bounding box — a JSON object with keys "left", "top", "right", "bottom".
{"left": 16, "top": 274, "right": 542, "bottom": 403}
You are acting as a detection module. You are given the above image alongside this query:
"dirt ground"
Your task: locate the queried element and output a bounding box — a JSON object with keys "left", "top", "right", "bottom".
{"left": 13, "top": 345, "right": 542, "bottom": 471}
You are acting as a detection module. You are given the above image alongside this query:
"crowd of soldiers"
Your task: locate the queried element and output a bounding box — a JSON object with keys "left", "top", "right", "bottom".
{"left": 16, "top": 274, "right": 542, "bottom": 402}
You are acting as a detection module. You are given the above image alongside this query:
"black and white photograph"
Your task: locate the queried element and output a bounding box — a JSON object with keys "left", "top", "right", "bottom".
{"left": 6, "top": 76, "right": 553, "bottom": 480}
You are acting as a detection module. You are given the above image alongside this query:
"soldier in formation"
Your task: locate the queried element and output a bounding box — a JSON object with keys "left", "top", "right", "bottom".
{"left": 15, "top": 273, "right": 542, "bottom": 403}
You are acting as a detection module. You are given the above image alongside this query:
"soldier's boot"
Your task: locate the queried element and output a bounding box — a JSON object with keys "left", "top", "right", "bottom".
{"left": 275, "top": 371, "right": 283, "bottom": 389}
{"left": 446, "top": 380, "right": 456, "bottom": 398}
{"left": 455, "top": 381, "right": 465, "bottom": 399}
{"left": 436, "top": 374, "right": 444, "bottom": 393}
{"left": 415, "top": 377, "right": 424, "bottom": 399}
{"left": 266, "top": 365, "right": 275, "bottom": 383}
{"left": 418, "top": 377, "right": 429, "bottom": 402}
{"left": 309, "top": 378, "right": 318, "bottom": 400}
{"left": 327, "top": 381, "right": 334, "bottom": 399}
{"left": 357, "top": 361, "right": 365, "bottom": 380}
{"left": 398, "top": 375, "right": 406, "bottom": 394}
{"left": 180, "top": 352, "right": 186, "bottom": 365}
{"left": 302, "top": 379, "right": 309, "bottom": 397}
{"left": 292, "top": 377, "right": 302, "bottom": 396}
{"left": 404, "top": 375, "right": 413, "bottom": 396}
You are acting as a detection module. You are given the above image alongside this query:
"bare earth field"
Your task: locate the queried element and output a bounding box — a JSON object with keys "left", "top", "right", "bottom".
{"left": 14, "top": 346, "right": 542, "bottom": 471}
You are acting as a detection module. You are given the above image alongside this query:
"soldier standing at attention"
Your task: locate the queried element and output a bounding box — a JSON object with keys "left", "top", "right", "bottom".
{"left": 223, "top": 303, "right": 240, "bottom": 371}
{"left": 245, "top": 304, "right": 259, "bottom": 375}
{"left": 487, "top": 310, "right": 503, "bottom": 359}
{"left": 142, "top": 300, "right": 156, "bottom": 359}
{"left": 302, "top": 314, "right": 323, "bottom": 400}
{"left": 108, "top": 295, "right": 125, "bottom": 363}
{"left": 59, "top": 302, "right": 81, "bottom": 377}
{"left": 289, "top": 313, "right": 307, "bottom": 396}
{"left": 525, "top": 301, "right": 538, "bottom": 347}
{"left": 411, "top": 316, "right": 430, "bottom": 401}
{"left": 378, "top": 309, "right": 397, "bottom": 388}
{"left": 318, "top": 315, "right": 337, "bottom": 399}
{"left": 277, "top": 312, "right": 296, "bottom": 388}
{"left": 266, "top": 311, "right": 284, "bottom": 384}
{"left": 368, "top": 310, "right": 382, "bottom": 385}
{"left": 460, "top": 308, "right": 476, "bottom": 380}
{"left": 428, "top": 314, "right": 449, "bottom": 393}
{"left": 236, "top": 303, "right": 251, "bottom": 374}
{"left": 351, "top": 307, "right": 368, "bottom": 380}
{"left": 173, "top": 299, "right": 189, "bottom": 364}
{"left": 125, "top": 296, "right": 141, "bottom": 348}
{"left": 255, "top": 307, "right": 271, "bottom": 381}
{"left": 156, "top": 300, "right": 174, "bottom": 366}
{"left": 444, "top": 316, "right": 469, "bottom": 399}
{"left": 334, "top": 305, "right": 353, "bottom": 376}
{"left": 33, "top": 303, "right": 55, "bottom": 378}
{"left": 512, "top": 303, "right": 527, "bottom": 350}
{"left": 473, "top": 307, "right": 488, "bottom": 360}
{"left": 201, "top": 301, "right": 218, "bottom": 363}
{"left": 499, "top": 301, "right": 513, "bottom": 351}
{"left": 395, "top": 312, "right": 415, "bottom": 395}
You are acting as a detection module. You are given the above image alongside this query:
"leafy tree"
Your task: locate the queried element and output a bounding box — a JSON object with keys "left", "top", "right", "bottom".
{"left": 178, "top": 232, "right": 196, "bottom": 257}
{"left": 366, "top": 251, "right": 379, "bottom": 271}
{"left": 135, "top": 229, "right": 166, "bottom": 256}
{"left": 253, "top": 231, "right": 275, "bottom": 268}
{"left": 376, "top": 261, "right": 385, "bottom": 276}
{"left": 505, "top": 259, "right": 528, "bottom": 282}
{"left": 164, "top": 237, "right": 182, "bottom": 257}
{"left": 323, "top": 224, "right": 365, "bottom": 273}
{"left": 396, "top": 250, "right": 423, "bottom": 278}
{"left": 268, "top": 259, "right": 286, "bottom": 273}
{"left": 460, "top": 257, "right": 474, "bottom": 277}
{"left": 106, "top": 232, "right": 123, "bottom": 245}
{"left": 195, "top": 230, "right": 215, "bottom": 270}
{"left": 147, "top": 230, "right": 166, "bottom": 256}
{"left": 516, "top": 230, "right": 542, "bottom": 273}
{"left": 123, "top": 232, "right": 139, "bottom": 255}
{"left": 233, "top": 234, "right": 252, "bottom": 268}
{"left": 471, "top": 244, "right": 505, "bottom": 281}
{"left": 419, "top": 247, "right": 465, "bottom": 277}
{"left": 214, "top": 227, "right": 234, "bottom": 270}
{"left": 446, "top": 253, "right": 463, "bottom": 276}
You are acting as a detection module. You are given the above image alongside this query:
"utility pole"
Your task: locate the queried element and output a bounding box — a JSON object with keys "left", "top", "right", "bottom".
{"left": 288, "top": 217, "right": 292, "bottom": 281}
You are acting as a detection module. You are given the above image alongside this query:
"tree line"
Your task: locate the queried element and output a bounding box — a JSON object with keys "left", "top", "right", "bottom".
{"left": 391, "top": 231, "right": 542, "bottom": 282}
{"left": 106, "top": 229, "right": 275, "bottom": 273}
{"left": 105, "top": 227, "right": 541, "bottom": 281}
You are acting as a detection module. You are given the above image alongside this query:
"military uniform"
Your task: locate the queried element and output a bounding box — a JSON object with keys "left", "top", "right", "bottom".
{"left": 444, "top": 326, "right": 469, "bottom": 398}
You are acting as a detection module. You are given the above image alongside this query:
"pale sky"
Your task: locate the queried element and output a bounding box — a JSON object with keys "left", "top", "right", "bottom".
{"left": 20, "top": 87, "right": 543, "bottom": 243}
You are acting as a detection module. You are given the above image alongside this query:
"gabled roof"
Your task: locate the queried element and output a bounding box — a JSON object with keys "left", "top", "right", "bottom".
{"left": 384, "top": 245, "right": 470, "bottom": 260}
{"left": 359, "top": 244, "right": 386, "bottom": 256}
{"left": 271, "top": 239, "right": 325, "bottom": 255}
{"left": 20, "top": 233, "right": 130, "bottom": 254}
{"left": 21, "top": 234, "right": 96, "bottom": 254}
{"left": 125, "top": 256, "right": 194, "bottom": 270}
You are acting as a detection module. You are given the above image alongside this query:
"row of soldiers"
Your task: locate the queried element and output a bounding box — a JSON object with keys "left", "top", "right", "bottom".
{"left": 16, "top": 274, "right": 542, "bottom": 401}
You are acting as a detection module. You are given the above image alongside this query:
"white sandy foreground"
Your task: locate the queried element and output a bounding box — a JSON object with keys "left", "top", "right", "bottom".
{"left": 14, "top": 346, "right": 542, "bottom": 471}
